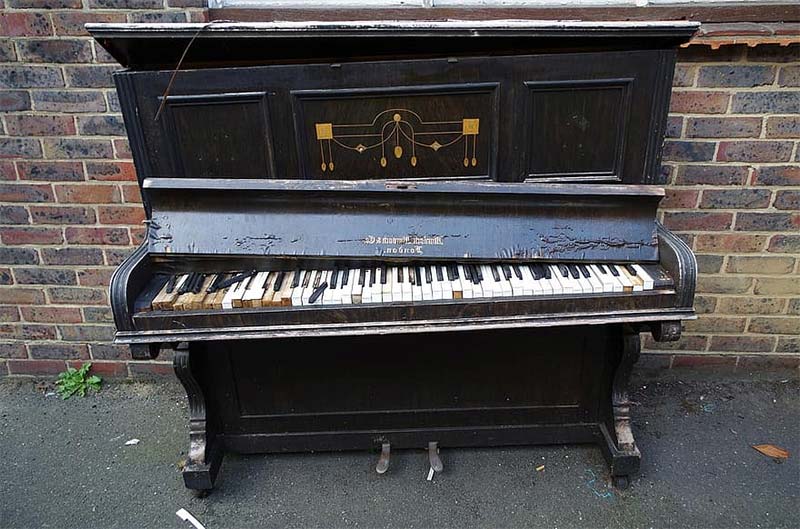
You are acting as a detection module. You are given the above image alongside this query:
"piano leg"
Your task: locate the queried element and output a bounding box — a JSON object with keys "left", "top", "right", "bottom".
{"left": 174, "top": 347, "right": 224, "bottom": 494}
{"left": 599, "top": 326, "right": 642, "bottom": 489}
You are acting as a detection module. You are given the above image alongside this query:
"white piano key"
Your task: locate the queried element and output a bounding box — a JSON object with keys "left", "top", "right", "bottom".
{"left": 480, "top": 265, "right": 497, "bottom": 298}
{"left": 450, "top": 268, "right": 464, "bottom": 299}
{"left": 401, "top": 266, "right": 413, "bottom": 302}
{"left": 497, "top": 266, "right": 513, "bottom": 297}
{"left": 340, "top": 269, "right": 353, "bottom": 304}
{"left": 301, "top": 270, "right": 321, "bottom": 305}
{"left": 613, "top": 265, "right": 635, "bottom": 292}
{"left": 570, "top": 267, "right": 592, "bottom": 294}
{"left": 421, "top": 269, "right": 434, "bottom": 301}
{"left": 537, "top": 268, "right": 554, "bottom": 296}
{"left": 222, "top": 276, "right": 249, "bottom": 310}
{"left": 632, "top": 264, "right": 655, "bottom": 290}
{"left": 458, "top": 265, "right": 473, "bottom": 299}
{"left": 410, "top": 267, "right": 423, "bottom": 302}
{"left": 591, "top": 265, "right": 617, "bottom": 293}
{"left": 431, "top": 266, "right": 444, "bottom": 300}
{"left": 549, "top": 265, "right": 570, "bottom": 294}
{"left": 519, "top": 266, "right": 537, "bottom": 296}
{"left": 440, "top": 266, "right": 453, "bottom": 300}
{"left": 241, "top": 271, "right": 270, "bottom": 305}
{"left": 583, "top": 266, "right": 604, "bottom": 294}
{"left": 620, "top": 266, "right": 644, "bottom": 292}
{"left": 362, "top": 269, "right": 373, "bottom": 304}
{"left": 508, "top": 266, "right": 526, "bottom": 296}
{"left": 351, "top": 269, "right": 363, "bottom": 304}
{"left": 291, "top": 270, "right": 308, "bottom": 306}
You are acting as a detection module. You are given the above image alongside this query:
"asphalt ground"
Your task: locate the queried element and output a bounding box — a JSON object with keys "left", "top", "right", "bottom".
{"left": 0, "top": 367, "right": 798, "bottom": 529}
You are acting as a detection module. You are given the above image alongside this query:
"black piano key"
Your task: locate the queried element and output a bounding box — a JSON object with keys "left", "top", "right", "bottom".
{"left": 543, "top": 265, "right": 552, "bottom": 279}
{"left": 214, "top": 270, "right": 255, "bottom": 291}
{"left": 415, "top": 266, "right": 422, "bottom": 286}
{"left": 596, "top": 264, "right": 607, "bottom": 274}
{"left": 490, "top": 265, "right": 500, "bottom": 282}
{"left": 609, "top": 265, "right": 620, "bottom": 277}
{"left": 463, "top": 265, "right": 472, "bottom": 282}
{"left": 579, "top": 264, "right": 591, "bottom": 278}
{"left": 501, "top": 264, "right": 512, "bottom": 280}
{"left": 446, "top": 265, "right": 454, "bottom": 281}
{"left": 192, "top": 273, "right": 205, "bottom": 293}
{"left": 568, "top": 265, "right": 580, "bottom": 280}
{"left": 342, "top": 268, "right": 349, "bottom": 286}
{"left": 206, "top": 273, "right": 224, "bottom": 293}
{"left": 380, "top": 266, "right": 387, "bottom": 285}
{"left": 474, "top": 264, "right": 483, "bottom": 282}
{"left": 452, "top": 265, "right": 460, "bottom": 279}
{"left": 625, "top": 264, "right": 638, "bottom": 276}
{"left": 308, "top": 282, "right": 328, "bottom": 304}
{"left": 435, "top": 265, "right": 443, "bottom": 282}
{"left": 165, "top": 275, "right": 178, "bottom": 294}
{"left": 358, "top": 268, "right": 366, "bottom": 286}
{"left": 291, "top": 269, "right": 301, "bottom": 288}
{"left": 425, "top": 266, "right": 432, "bottom": 283}
{"left": 512, "top": 264, "right": 522, "bottom": 280}
{"left": 558, "top": 264, "right": 569, "bottom": 278}
{"left": 531, "top": 264, "right": 543, "bottom": 280}
{"left": 301, "top": 270, "right": 311, "bottom": 288}
{"left": 398, "top": 267, "right": 404, "bottom": 283}
{"left": 370, "top": 268, "right": 377, "bottom": 286}
{"left": 330, "top": 268, "right": 339, "bottom": 289}
{"left": 178, "top": 273, "right": 195, "bottom": 294}
{"left": 273, "top": 271, "right": 285, "bottom": 291}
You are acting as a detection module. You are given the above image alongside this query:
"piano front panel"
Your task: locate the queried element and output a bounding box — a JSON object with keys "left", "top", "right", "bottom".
{"left": 203, "top": 327, "right": 610, "bottom": 440}
{"left": 121, "top": 49, "right": 674, "bottom": 184}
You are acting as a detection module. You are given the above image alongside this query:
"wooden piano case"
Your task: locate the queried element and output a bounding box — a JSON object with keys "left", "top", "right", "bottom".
{"left": 89, "top": 21, "right": 698, "bottom": 492}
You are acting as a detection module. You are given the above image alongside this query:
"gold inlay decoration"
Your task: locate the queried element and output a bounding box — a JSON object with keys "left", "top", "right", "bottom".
{"left": 313, "top": 109, "right": 480, "bottom": 172}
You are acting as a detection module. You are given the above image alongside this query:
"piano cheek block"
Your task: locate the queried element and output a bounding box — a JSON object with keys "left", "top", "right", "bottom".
{"left": 95, "top": 19, "right": 698, "bottom": 492}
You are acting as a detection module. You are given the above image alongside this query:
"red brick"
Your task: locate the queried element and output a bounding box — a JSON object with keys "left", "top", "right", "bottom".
{"left": 774, "top": 190, "right": 800, "bottom": 210}
{"left": 0, "top": 307, "right": 20, "bottom": 323}
{"left": 662, "top": 141, "right": 716, "bottom": 162}
{"left": 0, "top": 248, "right": 38, "bottom": 265}
{"left": 696, "top": 65, "right": 775, "bottom": 87}
{"left": 14, "top": 267, "right": 76, "bottom": 285}
{"left": 765, "top": 116, "right": 799, "bottom": 138}
{"left": 7, "top": 359, "right": 66, "bottom": 375}
{"left": 7, "top": 0, "right": 83, "bottom": 7}
{"left": 52, "top": 12, "right": 127, "bottom": 36}
{"left": 65, "top": 227, "right": 130, "bottom": 245}
{"left": 669, "top": 91, "right": 730, "bottom": 114}
{"left": 0, "top": 12, "right": 52, "bottom": 37}
{"left": 695, "top": 234, "right": 768, "bottom": 253}
{"left": 86, "top": 162, "right": 137, "bottom": 181}
{"left": 90, "top": 343, "right": 129, "bottom": 360}
{"left": 662, "top": 212, "right": 733, "bottom": 231}
{"left": 30, "top": 343, "right": 89, "bottom": 360}
{"left": 121, "top": 184, "right": 142, "bottom": 203}
{"left": 32, "top": 91, "right": 106, "bottom": 113}
{"left": 48, "top": 287, "right": 106, "bottom": 305}
{"left": 0, "top": 205, "right": 29, "bottom": 224}
{"left": 83, "top": 307, "right": 112, "bottom": 323}
{"left": 113, "top": 139, "right": 132, "bottom": 159}
{"left": 21, "top": 307, "right": 82, "bottom": 324}
{"left": 0, "top": 161, "right": 17, "bottom": 180}
{"left": 754, "top": 166, "right": 800, "bottom": 186}
{"left": 77, "top": 268, "right": 113, "bottom": 287}
{"left": 68, "top": 360, "right": 127, "bottom": 377}
{"left": 41, "top": 247, "right": 104, "bottom": 266}
{"left": 0, "top": 227, "right": 63, "bottom": 245}
{"left": 709, "top": 335, "right": 776, "bottom": 353}
{"left": 0, "top": 184, "right": 53, "bottom": 203}
{"left": 104, "top": 248, "right": 131, "bottom": 265}
{"left": 675, "top": 165, "right": 749, "bottom": 186}
{"left": 43, "top": 138, "right": 113, "bottom": 159}
{"left": 5, "top": 115, "right": 75, "bottom": 137}
{"left": 0, "top": 342, "right": 27, "bottom": 359}
{"left": 0, "top": 91, "right": 31, "bottom": 112}
{"left": 661, "top": 189, "right": 699, "bottom": 209}
{"left": 17, "top": 162, "right": 83, "bottom": 182}
{"left": 671, "top": 354, "right": 737, "bottom": 368}
{"left": 130, "top": 227, "right": 145, "bottom": 245}
{"left": 54, "top": 184, "right": 120, "bottom": 204}
{"left": 0, "top": 269, "right": 12, "bottom": 285}
{"left": 735, "top": 213, "right": 800, "bottom": 232}
{"left": 129, "top": 362, "right": 174, "bottom": 377}
{"left": 768, "top": 235, "right": 800, "bottom": 254}
{"left": 1, "top": 324, "right": 56, "bottom": 340}
{"left": 30, "top": 206, "right": 95, "bottom": 225}
{"left": 0, "top": 137, "right": 43, "bottom": 158}
{"left": 699, "top": 189, "right": 772, "bottom": 209}
{"left": 98, "top": 205, "right": 145, "bottom": 225}
{"left": 685, "top": 117, "right": 762, "bottom": 138}
{"left": 16, "top": 38, "right": 92, "bottom": 63}
{"left": 717, "top": 141, "right": 794, "bottom": 163}
{"left": 672, "top": 64, "right": 696, "bottom": 87}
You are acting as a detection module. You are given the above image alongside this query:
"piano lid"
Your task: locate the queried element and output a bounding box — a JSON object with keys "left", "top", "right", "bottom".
{"left": 144, "top": 179, "right": 664, "bottom": 263}
{"left": 86, "top": 20, "right": 699, "bottom": 69}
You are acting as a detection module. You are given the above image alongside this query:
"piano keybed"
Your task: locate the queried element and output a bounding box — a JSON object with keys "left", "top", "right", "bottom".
{"left": 146, "top": 262, "right": 672, "bottom": 312}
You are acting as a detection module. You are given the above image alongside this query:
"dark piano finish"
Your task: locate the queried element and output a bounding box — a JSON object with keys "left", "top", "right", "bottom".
{"left": 90, "top": 20, "right": 698, "bottom": 493}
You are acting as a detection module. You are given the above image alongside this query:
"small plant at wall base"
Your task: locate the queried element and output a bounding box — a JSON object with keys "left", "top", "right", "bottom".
{"left": 55, "top": 364, "right": 102, "bottom": 400}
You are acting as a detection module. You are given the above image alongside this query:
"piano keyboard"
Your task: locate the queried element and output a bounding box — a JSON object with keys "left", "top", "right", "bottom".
{"left": 149, "top": 263, "right": 672, "bottom": 312}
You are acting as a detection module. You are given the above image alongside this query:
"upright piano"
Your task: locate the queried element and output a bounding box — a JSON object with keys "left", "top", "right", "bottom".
{"left": 89, "top": 20, "right": 698, "bottom": 492}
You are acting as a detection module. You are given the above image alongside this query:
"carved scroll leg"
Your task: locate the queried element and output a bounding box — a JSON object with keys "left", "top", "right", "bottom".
{"left": 174, "top": 349, "right": 223, "bottom": 493}
{"left": 600, "top": 328, "right": 642, "bottom": 489}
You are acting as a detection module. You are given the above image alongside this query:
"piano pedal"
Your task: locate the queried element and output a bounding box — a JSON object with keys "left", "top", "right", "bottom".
{"left": 375, "top": 442, "right": 391, "bottom": 474}
{"left": 428, "top": 441, "right": 443, "bottom": 473}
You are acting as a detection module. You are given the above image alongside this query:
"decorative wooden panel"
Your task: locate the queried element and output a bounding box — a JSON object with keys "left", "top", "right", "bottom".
{"left": 160, "top": 92, "right": 275, "bottom": 178}
{"left": 524, "top": 79, "right": 632, "bottom": 181}
{"left": 292, "top": 84, "right": 498, "bottom": 180}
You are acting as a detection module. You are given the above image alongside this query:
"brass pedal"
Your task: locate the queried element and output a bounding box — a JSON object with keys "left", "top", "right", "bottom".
{"left": 428, "top": 441, "right": 443, "bottom": 472}
{"left": 376, "top": 442, "right": 391, "bottom": 474}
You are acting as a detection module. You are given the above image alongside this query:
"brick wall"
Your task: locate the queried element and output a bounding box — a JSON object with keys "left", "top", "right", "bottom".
{"left": 0, "top": 4, "right": 798, "bottom": 376}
